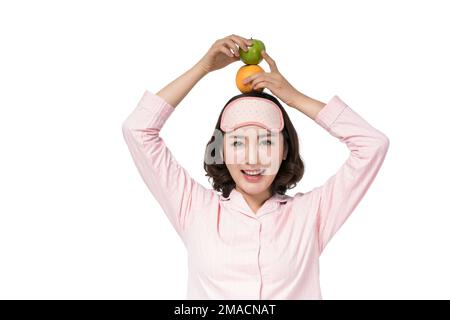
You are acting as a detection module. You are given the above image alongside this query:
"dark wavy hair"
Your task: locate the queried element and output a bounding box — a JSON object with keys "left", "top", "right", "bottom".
{"left": 203, "top": 90, "right": 305, "bottom": 198}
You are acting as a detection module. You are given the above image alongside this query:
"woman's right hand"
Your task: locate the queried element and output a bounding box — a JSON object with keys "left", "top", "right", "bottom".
{"left": 196, "top": 35, "right": 253, "bottom": 74}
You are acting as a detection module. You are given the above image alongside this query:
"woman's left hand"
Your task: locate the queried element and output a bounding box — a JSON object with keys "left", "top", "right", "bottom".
{"left": 243, "top": 51, "right": 301, "bottom": 108}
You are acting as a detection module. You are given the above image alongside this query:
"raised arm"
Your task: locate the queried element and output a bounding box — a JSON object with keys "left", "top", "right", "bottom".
{"left": 122, "top": 89, "right": 215, "bottom": 245}
{"left": 307, "top": 95, "right": 389, "bottom": 254}
{"left": 155, "top": 62, "right": 207, "bottom": 108}
{"left": 241, "top": 50, "right": 390, "bottom": 255}
{"left": 157, "top": 34, "right": 253, "bottom": 107}
{"left": 122, "top": 35, "right": 253, "bottom": 244}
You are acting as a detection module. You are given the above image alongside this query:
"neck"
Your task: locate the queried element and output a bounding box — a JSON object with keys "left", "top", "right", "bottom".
{"left": 235, "top": 186, "right": 272, "bottom": 214}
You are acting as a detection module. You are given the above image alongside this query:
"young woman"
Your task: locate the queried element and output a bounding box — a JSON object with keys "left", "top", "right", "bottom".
{"left": 122, "top": 34, "right": 390, "bottom": 299}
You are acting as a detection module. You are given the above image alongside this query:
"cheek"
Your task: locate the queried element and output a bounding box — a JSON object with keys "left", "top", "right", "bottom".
{"left": 224, "top": 147, "right": 246, "bottom": 165}
{"left": 259, "top": 145, "right": 283, "bottom": 173}
{"left": 225, "top": 164, "right": 243, "bottom": 182}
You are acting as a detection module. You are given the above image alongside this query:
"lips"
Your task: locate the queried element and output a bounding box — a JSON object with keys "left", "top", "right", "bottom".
{"left": 241, "top": 169, "right": 265, "bottom": 183}
{"left": 241, "top": 169, "right": 265, "bottom": 176}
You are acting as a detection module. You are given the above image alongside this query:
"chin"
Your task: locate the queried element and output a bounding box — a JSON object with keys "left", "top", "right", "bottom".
{"left": 236, "top": 176, "right": 274, "bottom": 195}
{"left": 239, "top": 184, "right": 266, "bottom": 195}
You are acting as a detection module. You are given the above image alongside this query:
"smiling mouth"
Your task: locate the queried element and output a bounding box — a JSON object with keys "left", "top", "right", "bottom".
{"left": 241, "top": 169, "right": 265, "bottom": 176}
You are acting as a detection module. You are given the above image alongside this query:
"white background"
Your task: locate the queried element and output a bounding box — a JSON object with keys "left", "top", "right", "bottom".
{"left": 1, "top": 0, "right": 449, "bottom": 299}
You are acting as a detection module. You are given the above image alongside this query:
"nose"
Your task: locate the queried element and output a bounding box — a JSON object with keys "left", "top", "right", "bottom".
{"left": 245, "top": 141, "right": 258, "bottom": 164}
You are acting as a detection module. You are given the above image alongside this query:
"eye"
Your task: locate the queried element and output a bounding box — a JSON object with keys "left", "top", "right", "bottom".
{"left": 232, "top": 141, "right": 243, "bottom": 147}
{"left": 261, "top": 140, "right": 272, "bottom": 146}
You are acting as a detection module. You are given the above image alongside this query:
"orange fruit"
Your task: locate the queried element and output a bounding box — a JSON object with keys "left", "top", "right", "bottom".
{"left": 236, "top": 64, "right": 265, "bottom": 93}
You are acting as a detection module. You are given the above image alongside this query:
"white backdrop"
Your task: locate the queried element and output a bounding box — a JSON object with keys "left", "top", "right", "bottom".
{"left": 1, "top": 0, "right": 449, "bottom": 299}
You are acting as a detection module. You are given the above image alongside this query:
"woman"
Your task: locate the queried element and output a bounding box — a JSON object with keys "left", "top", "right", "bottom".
{"left": 122, "top": 34, "right": 390, "bottom": 299}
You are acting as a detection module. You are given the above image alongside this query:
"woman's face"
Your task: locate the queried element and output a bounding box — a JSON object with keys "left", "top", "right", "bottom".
{"left": 224, "top": 125, "right": 287, "bottom": 195}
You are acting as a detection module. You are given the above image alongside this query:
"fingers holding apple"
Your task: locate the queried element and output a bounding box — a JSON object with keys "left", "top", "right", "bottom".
{"left": 197, "top": 35, "right": 254, "bottom": 73}
{"left": 239, "top": 38, "right": 265, "bottom": 65}
{"left": 223, "top": 39, "right": 242, "bottom": 58}
{"left": 228, "top": 34, "right": 253, "bottom": 54}
{"left": 220, "top": 35, "right": 253, "bottom": 59}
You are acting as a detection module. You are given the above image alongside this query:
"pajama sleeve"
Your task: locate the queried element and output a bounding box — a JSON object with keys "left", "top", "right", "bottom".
{"left": 311, "top": 95, "right": 390, "bottom": 254}
{"left": 121, "top": 90, "right": 214, "bottom": 245}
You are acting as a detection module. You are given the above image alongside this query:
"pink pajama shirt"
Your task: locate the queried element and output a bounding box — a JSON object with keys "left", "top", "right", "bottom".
{"left": 122, "top": 90, "right": 389, "bottom": 299}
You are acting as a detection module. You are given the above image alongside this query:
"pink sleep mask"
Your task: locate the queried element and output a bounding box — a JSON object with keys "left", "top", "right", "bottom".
{"left": 220, "top": 96, "right": 284, "bottom": 132}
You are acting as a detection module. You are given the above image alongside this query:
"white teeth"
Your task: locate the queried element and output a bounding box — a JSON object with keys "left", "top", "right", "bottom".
{"left": 243, "top": 169, "right": 264, "bottom": 176}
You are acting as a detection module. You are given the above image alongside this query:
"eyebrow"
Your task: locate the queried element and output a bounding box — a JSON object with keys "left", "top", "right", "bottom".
{"left": 230, "top": 133, "right": 273, "bottom": 139}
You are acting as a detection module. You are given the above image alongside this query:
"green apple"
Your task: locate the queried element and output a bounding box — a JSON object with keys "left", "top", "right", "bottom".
{"left": 239, "top": 38, "right": 265, "bottom": 65}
